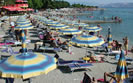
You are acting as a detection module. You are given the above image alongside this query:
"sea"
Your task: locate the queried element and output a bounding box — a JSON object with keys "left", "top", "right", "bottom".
{"left": 77, "top": 7, "right": 133, "bottom": 48}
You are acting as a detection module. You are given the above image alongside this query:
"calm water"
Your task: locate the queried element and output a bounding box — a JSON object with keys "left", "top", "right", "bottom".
{"left": 78, "top": 8, "right": 133, "bottom": 48}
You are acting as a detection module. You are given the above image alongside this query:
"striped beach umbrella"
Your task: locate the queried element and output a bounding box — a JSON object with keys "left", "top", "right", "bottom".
{"left": 0, "top": 52, "right": 57, "bottom": 79}
{"left": 16, "top": 16, "right": 30, "bottom": 24}
{"left": 0, "top": 17, "right": 57, "bottom": 79}
{"left": 50, "top": 24, "right": 69, "bottom": 30}
{"left": 84, "top": 26, "right": 102, "bottom": 32}
{"left": 74, "top": 23, "right": 89, "bottom": 27}
{"left": 15, "top": 17, "right": 33, "bottom": 52}
{"left": 58, "top": 28, "right": 82, "bottom": 35}
{"left": 107, "top": 28, "right": 113, "bottom": 48}
{"left": 15, "top": 16, "right": 33, "bottom": 30}
{"left": 70, "top": 35, "right": 105, "bottom": 47}
{"left": 65, "top": 21, "right": 77, "bottom": 26}
{"left": 45, "top": 21, "right": 60, "bottom": 25}
{"left": 114, "top": 50, "right": 129, "bottom": 83}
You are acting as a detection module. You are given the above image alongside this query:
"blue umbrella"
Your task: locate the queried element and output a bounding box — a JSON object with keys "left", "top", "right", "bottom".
{"left": 15, "top": 16, "right": 33, "bottom": 30}
{"left": 0, "top": 52, "right": 57, "bottom": 79}
{"left": 50, "top": 24, "right": 69, "bottom": 30}
{"left": 0, "top": 17, "right": 57, "bottom": 79}
{"left": 58, "top": 28, "right": 82, "bottom": 35}
{"left": 84, "top": 26, "right": 102, "bottom": 32}
{"left": 70, "top": 35, "right": 105, "bottom": 47}
{"left": 74, "top": 23, "right": 89, "bottom": 27}
{"left": 45, "top": 21, "right": 60, "bottom": 25}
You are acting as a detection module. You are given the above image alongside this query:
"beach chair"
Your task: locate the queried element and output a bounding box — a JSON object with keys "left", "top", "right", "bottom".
{"left": 58, "top": 60, "right": 85, "bottom": 66}
{"left": 1, "top": 46, "right": 19, "bottom": 55}
{"left": 1, "top": 55, "right": 11, "bottom": 60}
{"left": 39, "top": 46, "right": 62, "bottom": 53}
{"left": 68, "top": 63, "right": 93, "bottom": 72}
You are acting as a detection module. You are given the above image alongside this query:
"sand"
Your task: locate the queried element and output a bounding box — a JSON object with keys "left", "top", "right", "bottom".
{"left": 0, "top": 14, "right": 133, "bottom": 83}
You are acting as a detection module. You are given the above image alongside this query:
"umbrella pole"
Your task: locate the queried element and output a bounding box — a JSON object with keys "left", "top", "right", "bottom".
{"left": 21, "top": 29, "right": 27, "bottom": 53}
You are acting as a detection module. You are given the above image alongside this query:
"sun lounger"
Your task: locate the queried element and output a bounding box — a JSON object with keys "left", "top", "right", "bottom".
{"left": 39, "top": 46, "right": 62, "bottom": 52}
{"left": 58, "top": 60, "right": 85, "bottom": 66}
{"left": 68, "top": 63, "right": 93, "bottom": 72}
{"left": 0, "top": 55, "right": 11, "bottom": 60}
{"left": 104, "top": 50, "right": 121, "bottom": 55}
{"left": 1, "top": 46, "right": 19, "bottom": 55}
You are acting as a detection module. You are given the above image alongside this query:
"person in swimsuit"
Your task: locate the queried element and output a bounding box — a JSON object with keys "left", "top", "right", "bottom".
{"left": 123, "top": 36, "right": 129, "bottom": 55}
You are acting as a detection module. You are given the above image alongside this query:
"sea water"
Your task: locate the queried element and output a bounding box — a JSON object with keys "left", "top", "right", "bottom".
{"left": 78, "top": 8, "right": 133, "bottom": 48}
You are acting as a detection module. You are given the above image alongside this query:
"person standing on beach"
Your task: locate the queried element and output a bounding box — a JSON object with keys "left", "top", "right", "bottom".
{"left": 97, "top": 24, "right": 102, "bottom": 36}
{"left": 10, "top": 21, "right": 15, "bottom": 31}
{"left": 123, "top": 36, "right": 129, "bottom": 55}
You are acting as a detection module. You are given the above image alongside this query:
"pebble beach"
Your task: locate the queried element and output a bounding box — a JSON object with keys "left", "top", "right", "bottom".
{"left": 0, "top": 11, "right": 133, "bottom": 83}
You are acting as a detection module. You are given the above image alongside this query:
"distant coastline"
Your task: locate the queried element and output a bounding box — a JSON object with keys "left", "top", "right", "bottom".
{"left": 101, "top": 2, "right": 133, "bottom": 8}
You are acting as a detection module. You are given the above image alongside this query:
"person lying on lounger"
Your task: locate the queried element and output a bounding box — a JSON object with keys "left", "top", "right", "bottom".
{"left": 86, "top": 51, "right": 104, "bottom": 62}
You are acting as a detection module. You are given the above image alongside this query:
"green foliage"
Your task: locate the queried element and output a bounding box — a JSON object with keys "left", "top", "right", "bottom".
{"left": 28, "top": 0, "right": 33, "bottom": 8}
{"left": 41, "top": 0, "right": 70, "bottom": 9}
{"left": 71, "top": 3, "right": 98, "bottom": 8}
{"left": 4, "top": 0, "right": 15, "bottom": 5}
{"left": 32, "top": 0, "right": 43, "bottom": 9}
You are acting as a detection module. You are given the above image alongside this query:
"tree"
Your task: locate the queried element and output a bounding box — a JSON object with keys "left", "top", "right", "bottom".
{"left": 28, "top": 0, "right": 33, "bottom": 8}
{"left": 32, "top": 0, "right": 43, "bottom": 9}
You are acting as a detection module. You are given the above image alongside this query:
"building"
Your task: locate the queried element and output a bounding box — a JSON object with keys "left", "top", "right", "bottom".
{"left": 1, "top": 0, "right": 34, "bottom": 15}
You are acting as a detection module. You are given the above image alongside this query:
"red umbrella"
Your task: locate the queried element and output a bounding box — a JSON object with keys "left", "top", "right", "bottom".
{"left": 26, "top": 8, "right": 34, "bottom": 11}
{"left": 16, "top": 0, "right": 24, "bottom": 2}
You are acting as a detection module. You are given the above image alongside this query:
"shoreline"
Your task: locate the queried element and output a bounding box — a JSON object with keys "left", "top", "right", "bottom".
{"left": 81, "top": 20, "right": 121, "bottom": 24}
{"left": 0, "top": 10, "right": 133, "bottom": 83}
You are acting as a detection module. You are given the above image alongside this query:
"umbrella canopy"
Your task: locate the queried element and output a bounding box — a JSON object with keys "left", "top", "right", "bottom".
{"left": 0, "top": 52, "right": 57, "bottom": 79}
{"left": 16, "top": 16, "right": 30, "bottom": 24}
{"left": 74, "top": 23, "right": 89, "bottom": 27}
{"left": 45, "top": 21, "right": 60, "bottom": 25}
{"left": 84, "top": 26, "right": 102, "bottom": 32}
{"left": 15, "top": 17, "right": 33, "bottom": 52}
{"left": 114, "top": 50, "right": 129, "bottom": 82}
{"left": 58, "top": 28, "right": 82, "bottom": 35}
{"left": 70, "top": 35, "right": 105, "bottom": 47}
{"left": 15, "top": 16, "right": 33, "bottom": 30}
{"left": 50, "top": 24, "right": 69, "bottom": 30}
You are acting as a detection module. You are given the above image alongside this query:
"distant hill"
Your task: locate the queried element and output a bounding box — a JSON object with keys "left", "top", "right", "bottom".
{"left": 101, "top": 3, "right": 133, "bottom": 8}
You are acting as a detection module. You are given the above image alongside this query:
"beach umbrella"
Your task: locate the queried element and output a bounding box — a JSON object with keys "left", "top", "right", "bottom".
{"left": 84, "top": 26, "right": 102, "bottom": 32}
{"left": 114, "top": 50, "right": 129, "bottom": 83}
{"left": 45, "top": 21, "right": 60, "bottom": 25}
{"left": 15, "top": 17, "right": 33, "bottom": 52}
{"left": 16, "top": 16, "right": 30, "bottom": 24}
{"left": 0, "top": 24, "right": 57, "bottom": 79}
{"left": 58, "top": 28, "right": 82, "bottom": 35}
{"left": 65, "top": 20, "right": 77, "bottom": 26}
{"left": 15, "top": 16, "right": 33, "bottom": 30}
{"left": 70, "top": 35, "right": 105, "bottom": 47}
{"left": 107, "top": 28, "right": 113, "bottom": 48}
{"left": 49, "top": 24, "right": 69, "bottom": 30}
{"left": 0, "top": 52, "right": 57, "bottom": 79}
{"left": 74, "top": 23, "right": 89, "bottom": 27}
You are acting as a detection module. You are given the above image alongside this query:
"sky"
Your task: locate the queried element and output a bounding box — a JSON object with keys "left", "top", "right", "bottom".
{"left": 64, "top": 0, "right": 133, "bottom": 5}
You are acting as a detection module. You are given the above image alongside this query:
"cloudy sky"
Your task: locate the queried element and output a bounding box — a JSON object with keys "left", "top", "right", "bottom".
{"left": 64, "top": 0, "right": 133, "bottom": 5}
